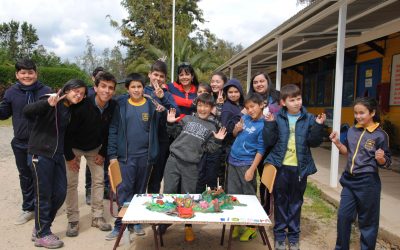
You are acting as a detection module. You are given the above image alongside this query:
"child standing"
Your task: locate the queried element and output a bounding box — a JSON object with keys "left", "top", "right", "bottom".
{"left": 263, "top": 84, "right": 325, "bottom": 250}
{"left": 227, "top": 93, "right": 266, "bottom": 242}
{"left": 23, "top": 79, "right": 87, "bottom": 249}
{"left": 162, "top": 93, "right": 226, "bottom": 242}
{"left": 0, "top": 59, "right": 51, "bottom": 225}
{"left": 106, "top": 73, "right": 163, "bottom": 240}
{"left": 329, "top": 97, "right": 391, "bottom": 250}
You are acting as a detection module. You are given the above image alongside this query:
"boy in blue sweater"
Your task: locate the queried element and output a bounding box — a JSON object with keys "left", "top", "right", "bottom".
{"left": 0, "top": 59, "right": 51, "bottom": 225}
{"left": 263, "top": 84, "right": 325, "bottom": 250}
{"left": 227, "top": 93, "right": 266, "bottom": 242}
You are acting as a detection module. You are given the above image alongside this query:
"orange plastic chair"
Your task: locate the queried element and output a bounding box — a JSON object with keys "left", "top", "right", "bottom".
{"left": 108, "top": 161, "right": 122, "bottom": 218}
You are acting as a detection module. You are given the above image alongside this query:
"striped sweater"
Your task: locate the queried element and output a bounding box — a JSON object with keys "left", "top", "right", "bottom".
{"left": 167, "top": 82, "right": 197, "bottom": 119}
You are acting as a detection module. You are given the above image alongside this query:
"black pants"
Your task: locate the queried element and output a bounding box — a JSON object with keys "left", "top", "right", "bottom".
{"left": 11, "top": 139, "right": 34, "bottom": 212}
{"left": 273, "top": 165, "right": 307, "bottom": 243}
{"left": 30, "top": 153, "right": 67, "bottom": 237}
{"left": 335, "top": 172, "right": 381, "bottom": 250}
{"left": 196, "top": 148, "right": 222, "bottom": 193}
{"left": 147, "top": 140, "right": 170, "bottom": 193}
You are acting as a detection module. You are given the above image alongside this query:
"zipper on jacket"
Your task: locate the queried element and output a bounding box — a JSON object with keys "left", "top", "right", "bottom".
{"left": 350, "top": 129, "right": 366, "bottom": 174}
{"left": 52, "top": 105, "right": 59, "bottom": 157}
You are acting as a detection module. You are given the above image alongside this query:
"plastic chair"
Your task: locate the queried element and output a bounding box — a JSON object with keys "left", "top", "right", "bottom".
{"left": 108, "top": 161, "right": 122, "bottom": 218}
{"left": 261, "top": 163, "right": 277, "bottom": 218}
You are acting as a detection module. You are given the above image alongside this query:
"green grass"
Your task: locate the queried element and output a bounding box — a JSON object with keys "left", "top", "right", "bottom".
{"left": 0, "top": 118, "right": 11, "bottom": 126}
{"left": 303, "top": 182, "right": 336, "bottom": 220}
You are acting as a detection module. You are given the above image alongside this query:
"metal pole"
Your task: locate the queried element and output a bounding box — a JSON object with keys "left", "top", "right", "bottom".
{"left": 330, "top": 0, "right": 347, "bottom": 188}
{"left": 247, "top": 57, "right": 252, "bottom": 93}
{"left": 276, "top": 38, "right": 283, "bottom": 91}
{"left": 171, "top": 0, "right": 176, "bottom": 82}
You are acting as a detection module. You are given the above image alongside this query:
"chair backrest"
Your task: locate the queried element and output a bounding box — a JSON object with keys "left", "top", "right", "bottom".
{"left": 108, "top": 161, "right": 122, "bottom": 194}
{"left": 261, "top": 163, "right": 277, "bottom": 194}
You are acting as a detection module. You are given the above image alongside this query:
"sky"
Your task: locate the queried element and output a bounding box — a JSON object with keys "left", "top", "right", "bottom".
{"left": 0, "top": 0, "right": 305, "bottom": 62}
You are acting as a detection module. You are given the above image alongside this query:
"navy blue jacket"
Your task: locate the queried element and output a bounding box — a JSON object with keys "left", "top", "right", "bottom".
{"left": 107, "top": 94, "right": 161, "bottom": 165}
{"left": 263, "top": 107, "right": 324, "bottom": 178}
{"left": 0, "top": 82, "right": 51, "bottom": 143}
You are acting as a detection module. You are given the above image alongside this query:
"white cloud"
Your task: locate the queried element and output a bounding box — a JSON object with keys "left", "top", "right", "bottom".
{"left": 0, "top": 0, "right": 305, "bottom": 61}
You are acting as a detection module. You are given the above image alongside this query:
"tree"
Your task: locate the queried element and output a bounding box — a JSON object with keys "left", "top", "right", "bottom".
{"left": 31, "top": 45, "right": 62, "bottom": 67}
{"left": 75, "top": 37, "right": 102, "bottom": 74}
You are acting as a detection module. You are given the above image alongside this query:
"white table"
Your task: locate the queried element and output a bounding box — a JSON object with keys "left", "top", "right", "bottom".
{"left": 121, "top": 194, "right": 272, "bottom": 249}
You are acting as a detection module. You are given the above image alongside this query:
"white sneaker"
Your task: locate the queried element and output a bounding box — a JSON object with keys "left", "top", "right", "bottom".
{"left": 14, "top": 210, "right": 34, "bottom": 225}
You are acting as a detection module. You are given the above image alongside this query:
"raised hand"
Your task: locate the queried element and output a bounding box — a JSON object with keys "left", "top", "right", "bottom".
{"left": 153, "top": 81, "right": 164, "bottom": 99}
{"left": 167, "top": 108, "right": 179, "bottom": 123}
{"left": 213, "top": 127, "right": 227, "bottom": 140}
{"left": 234, "top": 118, "right": 244, "bottom": 131}
{"left": 47, "top": 89, "right": 66, "bottom": 107}
{"left": 264, "top": 112, "right": 275, "bottom": 122}
{"left": 216, "top": 90, "right": 224, "bottom": 104}
{"left": 316, "top": 113, "right": 326, "bottom": 124}
{"left": 329, "top": 131, "right": 340, "bottom": 144}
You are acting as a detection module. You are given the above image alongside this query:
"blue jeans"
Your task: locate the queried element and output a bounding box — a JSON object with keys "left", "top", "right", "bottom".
{"left": 335, "top": 172, "right": 381, "bottom": 250}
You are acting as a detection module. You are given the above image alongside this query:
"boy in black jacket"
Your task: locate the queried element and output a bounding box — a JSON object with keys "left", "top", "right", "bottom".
{"left": 64, "top": 72, "right": 117, "bottom": 237}
{"left": 24, "top": 79, "right": 86, "bottom": 249}
{"left": 0, "top": 59, "right": 51, "bottom": 225}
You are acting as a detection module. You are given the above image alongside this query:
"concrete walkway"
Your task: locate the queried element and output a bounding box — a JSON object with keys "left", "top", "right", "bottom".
{"left": 309, "top": 146, "right": 400, "bottom": 247}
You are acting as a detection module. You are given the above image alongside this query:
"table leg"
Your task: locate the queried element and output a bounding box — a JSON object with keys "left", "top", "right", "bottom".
{"left": 258, "top": 226, "right": 267, "bottom": 245}
{"left": 151, "top": 225, "right": 160, "bottom": 250}
{"left": 259, "top": 226, "right": 272, "bottom": 250}
{"left": 220, "top": 224, "right": 226, "bottom": 246}
{"left": 113, "top": 224, "right": 127, "bottom": 250}
{"left": 227, "top": 225, "right": 234, "bottom": 250}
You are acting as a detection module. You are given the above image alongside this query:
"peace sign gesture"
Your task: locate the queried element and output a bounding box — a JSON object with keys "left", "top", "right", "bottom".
{"left": 216, "top": 90, "right": 224, "bottom": 104}
{"left": 153, "top": 81, "right": 164, "bottom": 99}
{"left": 47, "top": 90, "right": 66, "bottom": 107}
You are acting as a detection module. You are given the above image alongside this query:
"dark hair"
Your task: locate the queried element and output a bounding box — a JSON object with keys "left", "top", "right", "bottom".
{"left": 125, "top": 73, "right": 145, "bottom": 88}
{"left": 249, "top": 71, "right": 280, "bottom": 103}
{"left": 198, "top": 83, "right": 212, "bottom": 94}
{"left": 176, "top": 62, "right": 199, "bottom": 87}
{"left": 353, "top": 97, "right": 380, "bottom": 123}
{"left": 92, "top": 67, "right": 104, "bottom": 77}
{"left": 150, "top": 60, "right": 167, "bottom": 76}
{"left": 61, "top": 79, "right": 87, "bottom": 96}
{"left": 195, "top": 93, "right": 215, "bottom": 107}
{"left": 94, "top": 72, "right": 117, "bottom": 87}
{"left": 280, "top": 84, "right": 301, "bottom": 100}
{"left": 211, "top": 71, "right": 227, "bottom": 84}
{"left": 244, "top": 93, "right": 264, "bottom": 105}
{"left": 15, "top": 58, "right": 37, "bottom": 72}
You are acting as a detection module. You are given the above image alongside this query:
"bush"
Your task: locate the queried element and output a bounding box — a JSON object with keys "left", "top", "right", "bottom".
{"left": 0, "top": 65, "right": 90, "bottom": 99}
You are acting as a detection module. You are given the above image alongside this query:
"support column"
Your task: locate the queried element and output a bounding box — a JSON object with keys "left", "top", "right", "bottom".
{"left": 276, "top": 38, "right": 283, "bottom": 91}
{"left": 247, "top": 57, "right": 252, "bottom": 93}
{"left": 230, "top": 67, "right": 233, "bottom": 79}
{"left": 330, "top": 0, "right": 347, "bottom": 188}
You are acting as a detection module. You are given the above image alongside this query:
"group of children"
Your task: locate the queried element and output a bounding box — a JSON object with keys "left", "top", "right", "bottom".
{"left": 0, "top": 58, "right": 391, "bottom": 250}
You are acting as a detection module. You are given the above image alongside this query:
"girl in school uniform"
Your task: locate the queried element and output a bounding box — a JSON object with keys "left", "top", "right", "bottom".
{"left": 329, "top": 97, "right": 391, "bottom": 250}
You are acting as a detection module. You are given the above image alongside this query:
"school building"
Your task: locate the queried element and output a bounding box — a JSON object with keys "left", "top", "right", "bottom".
{"left": 216, "top": 0, "right": 400, "bottom": 187}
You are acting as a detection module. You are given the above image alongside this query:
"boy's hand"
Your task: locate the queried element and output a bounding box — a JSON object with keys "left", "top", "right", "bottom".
{"left": 94, "top": 154, "right": 105, "bottom": 165}
{"left": 213, "top": 127, "right": 227, "bottom": 140}
{"left": 167, "top": 108, "right": 179, "bottom": 123}
{"left": 47, "top": 90, "right": 66, "bottom": 107}
{"left": 216, "top": 90, "right": 224, "bottom": 104}
{"left": 329, "top": 131, "right": 340, "bottom": 144}
{"left": 316, "top": 113, "right": 326, "bottom": 124}
{"left": 241, "top": 108, "right": 248, "bottom": 115}
{"left": 67, "top": 157, "right": 80, "bottom": 172}
{"left": 264, "top": 112, "right": 275, "bottom": 122}
{"left": 234, "top": 118, "right": 244, "bottom": 132}
{"left": 244, "top": 168, "right": 254, "bottom": 182}
{"left": 153, "top": 82, "right": 164, "bottom": 99}
{"left": 375, "top": 148, "right": 385, "bottom": 162}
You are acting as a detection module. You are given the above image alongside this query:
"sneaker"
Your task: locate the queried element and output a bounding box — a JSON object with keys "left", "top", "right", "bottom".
{"left": 184, "top": 226, "right": 195, "bottom": 242}
{"left": 275, "top": 240, "right": 286, "bottom": 250}
{"left": 85, "top": 188, "right": 91, "bottom": 205}
{"left": 239, "top": 227, "right": 257, "bottom": 242}
{"left": 105, "top": 227, "right": 120, "bottom": 241}
{"left": 289, "top": 242, "right": 300, "bottom": 250}
{"left": 92, "top": 217, "right": 112, "bottom": 231}
{"left": 232, "top": 226, "right": 240, "bottom": 239}
{"left": 132, "top": 224, "right": 145, "bottom": 236}
{"left": 157, "top": 224, "right": 171, "bottom": 235}
{"left": 66, "top": 221, "right": 79, "bottom": 237}
{"left": 34, "top": 234, "right": 64, "bottom": 249}
{"left": 14, "top": 210, "right": 34, "bottom": 225}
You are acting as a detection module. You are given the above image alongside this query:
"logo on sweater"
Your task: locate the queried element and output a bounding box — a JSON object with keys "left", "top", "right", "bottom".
{"left": 364, "top": 139, "right": 375, "bottom": 150}
{"left": 142, "top": 113, "right": 149, "bottom": 121}
{"left": 244, "top": 125, "right": 256, "bottom": 134}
